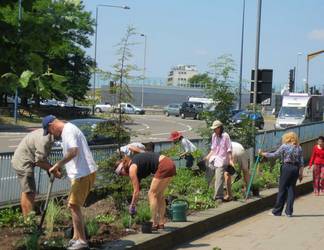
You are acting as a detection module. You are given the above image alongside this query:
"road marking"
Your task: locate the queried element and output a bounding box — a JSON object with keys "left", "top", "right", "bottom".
{"left": 8, "top": 138, "right": 22, "bottom": 141}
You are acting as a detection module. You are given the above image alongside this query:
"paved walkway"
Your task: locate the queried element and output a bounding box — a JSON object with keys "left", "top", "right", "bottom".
{"left": 175, "top": 193, "right": 324, "bottom": 250}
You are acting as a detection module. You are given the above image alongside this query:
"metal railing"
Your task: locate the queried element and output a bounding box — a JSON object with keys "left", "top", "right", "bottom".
{"left": 0, "top": 140, "right": 207, "bottom": 207}
{"left": 1, "top": 121, "right": 323, "bottom": 207}
{"left": 255, "top": 121, "right": 324, "bottom": 152}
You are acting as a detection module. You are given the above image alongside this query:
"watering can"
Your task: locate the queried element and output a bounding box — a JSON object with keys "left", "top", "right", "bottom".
{"left": 170, "top": 199, "right": 189, "bottom": 222}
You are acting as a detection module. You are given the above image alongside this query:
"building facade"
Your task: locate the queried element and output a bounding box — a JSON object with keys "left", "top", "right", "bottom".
{"left": 167, "top": 65, "right": 198, "bottom": 87}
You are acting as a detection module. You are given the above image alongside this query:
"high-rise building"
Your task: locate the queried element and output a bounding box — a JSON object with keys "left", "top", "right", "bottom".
{"left": 167, "top": 65, "right": 198, "bottom": 87}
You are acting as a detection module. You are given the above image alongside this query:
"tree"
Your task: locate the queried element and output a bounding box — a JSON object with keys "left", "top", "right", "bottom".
{"left": 200, "top": 54, "right": 255, "bottom": 148}
{"left": 0, "top": 0, "right": 94, "bottom": 106}
{"left": 111, "top": 25, "right": 139, "bottom": 152}
{"left": 188, "top": 73, "right": 213, "bottom": 88}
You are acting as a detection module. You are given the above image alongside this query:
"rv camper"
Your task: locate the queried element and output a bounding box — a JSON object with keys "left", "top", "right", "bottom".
{"left": 275, "top": 93, "right": 324, "bottom": 129}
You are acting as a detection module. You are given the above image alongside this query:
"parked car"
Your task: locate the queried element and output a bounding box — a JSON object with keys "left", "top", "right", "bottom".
{"left": 114, "top": 103, "right": 145, "bottom": 115}
{"left": 163, "top": 103, "right": 181, "bottom": 117}
{"left": 95, "top": 103, "right": 113, "bottom": 113}
{"left": 179, "top": 101, "right": 204, "bottom": 120}
{"left": 231, "top": 110, "right": 264, "bottom": 129}
{"left": 54, "top": 118, "right": 130, "bottom": 147}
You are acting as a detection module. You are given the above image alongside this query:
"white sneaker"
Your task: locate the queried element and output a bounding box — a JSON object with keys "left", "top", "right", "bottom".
{"left": 67, "top": 239, "right": 88, "bottom": 250}
{"left": 67, "top": 239, "right": 77, "bottom": 247}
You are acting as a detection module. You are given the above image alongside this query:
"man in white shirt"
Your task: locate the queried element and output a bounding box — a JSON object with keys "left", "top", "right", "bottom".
{"left": 43, "top": 115, "right": 97, "bottom": 250}
{"left": 231, "top": 141, "right": 250, "bottom": 188}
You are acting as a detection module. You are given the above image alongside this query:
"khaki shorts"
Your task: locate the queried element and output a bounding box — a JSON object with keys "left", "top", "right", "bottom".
{"left": 16, "top": 170, "right": 36, "bottom": 193}
{"left": 234, "top": 152, "right": 249, "bottom": 172}
{"left": 68, "top": 172, "right": 96, "bottom": 206}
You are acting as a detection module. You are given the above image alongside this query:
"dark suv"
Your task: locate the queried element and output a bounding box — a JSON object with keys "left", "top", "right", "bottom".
{"left": 179, "top": 101, "right": 204, "bottom": 120}
{"left": 231, "top": 110, "right": 264, "bottom": 129}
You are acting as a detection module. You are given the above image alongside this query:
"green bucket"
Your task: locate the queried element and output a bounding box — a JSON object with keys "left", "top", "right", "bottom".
{"left": 171, "top": 199, "right": 189, "bottom": 222}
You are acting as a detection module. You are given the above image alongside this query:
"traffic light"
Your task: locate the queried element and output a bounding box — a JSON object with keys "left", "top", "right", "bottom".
{"left": 250, "top": 69, "right": 273, "bottom": 105}
{"left": 109, "top": 81, "right": 116, "bottom": 94}
{"left": 288, "top": 69, "right": 295, "bottom": 92}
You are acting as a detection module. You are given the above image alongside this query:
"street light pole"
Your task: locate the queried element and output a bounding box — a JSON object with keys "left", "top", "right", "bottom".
{"left": 92, "top": 4, "right": 130, "bottom": 115}
{"left": 14, "top": 0, "right": 23, "bottom": 124}
{"left": 295, "top": 52, "right": 302, "bottom": 92}
{"left": 238, "top": 0, "right": 246, "bottom": 110}
{"left": 140, "top": 33, "right": 147, "bottom": 108}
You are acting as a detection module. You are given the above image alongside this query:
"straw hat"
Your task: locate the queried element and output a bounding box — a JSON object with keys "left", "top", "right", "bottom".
{"left": 210, "top": 120, "right": 223, "bottom": 129}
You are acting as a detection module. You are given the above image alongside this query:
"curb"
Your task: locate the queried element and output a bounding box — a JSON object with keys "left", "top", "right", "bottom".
{"left": 101, "top": 179, "right": 313, "bottom": 250}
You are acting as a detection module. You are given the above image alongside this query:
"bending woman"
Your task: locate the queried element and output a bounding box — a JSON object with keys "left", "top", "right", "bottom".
{"left": 115, "top": 152, "right": 176, "bottom": 229}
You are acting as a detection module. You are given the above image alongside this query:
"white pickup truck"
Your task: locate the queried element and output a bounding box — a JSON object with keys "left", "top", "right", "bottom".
{"left": 95, "top": 103, "right": 113, "bottom": 113}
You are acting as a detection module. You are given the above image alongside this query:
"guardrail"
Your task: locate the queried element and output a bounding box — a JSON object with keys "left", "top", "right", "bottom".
{"left": 1, "top": 121, "right": 323, "bottom": 207}
{"left": 0, "top": 140, "right": 207, "bottom": 207}
{"left": 255, "top": 121, "right": 324, "bottom": 152}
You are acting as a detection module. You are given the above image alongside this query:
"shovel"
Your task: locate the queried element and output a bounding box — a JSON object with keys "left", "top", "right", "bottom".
{"left": 38, "top": 172, "right": 55, "bottom": 233}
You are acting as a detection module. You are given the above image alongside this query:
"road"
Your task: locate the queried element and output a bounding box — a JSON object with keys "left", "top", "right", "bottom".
{"left": 175, "top": 193, "right": 324, "bottom": 250}
{"left": 0, "top": 114, "right": 275, "bottom": 153}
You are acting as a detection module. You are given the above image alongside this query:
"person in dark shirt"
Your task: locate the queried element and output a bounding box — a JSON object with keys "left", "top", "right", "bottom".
{"left": 259, "top": 132, "right": 304, "bottom": 217}
{"left": 115, "top": 152, "right": 176, "bottom": 230}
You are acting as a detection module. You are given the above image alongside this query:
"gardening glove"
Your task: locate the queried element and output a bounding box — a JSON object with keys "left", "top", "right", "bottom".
{"left": 129, "top": 205, "right": 136, "bottom": 216}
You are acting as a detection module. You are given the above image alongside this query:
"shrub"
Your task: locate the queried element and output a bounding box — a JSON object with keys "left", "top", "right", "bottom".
{"left": 86, "top": 219, "right": 100, "bottom": 238}
{"left": 45, "top": 200, "right": 62, "bottom": 237}
{"left": 134, "top": 202, "right": 151, "bottom": 224}
{"left": 95, "top": 214, "right": 116, "bottom": 224}
{"left": 0, "top": 208, "right": 24, "bottom": 227}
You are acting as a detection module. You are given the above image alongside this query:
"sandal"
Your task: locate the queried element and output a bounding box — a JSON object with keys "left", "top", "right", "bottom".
{"left": 158, "top": 224, "right": 165, "bottom": 229}
{"left": 223, "top": 196, "right": 233, "bottom": 202}
{"left": 152, "top": 224, "right": 159, "bottom": 231}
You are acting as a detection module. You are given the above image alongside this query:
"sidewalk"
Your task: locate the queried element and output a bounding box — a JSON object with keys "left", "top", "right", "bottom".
{"left": 175, "top": 193, "right": 324, "bottom": 250}
{"left": 101, "top": 171, "right": 313, "bottom": 250}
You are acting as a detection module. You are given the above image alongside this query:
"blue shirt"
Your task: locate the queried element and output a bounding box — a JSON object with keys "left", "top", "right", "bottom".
{"left": 264, "top": 144, "right": 304, "bottom": 168}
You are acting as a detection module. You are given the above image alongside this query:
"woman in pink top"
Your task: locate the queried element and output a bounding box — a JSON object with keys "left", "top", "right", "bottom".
{"left": 309, "top": 136, "right": 324, "bottom": 195}
{"left": 205, "top": 120, "right": 234, "bottom": 202}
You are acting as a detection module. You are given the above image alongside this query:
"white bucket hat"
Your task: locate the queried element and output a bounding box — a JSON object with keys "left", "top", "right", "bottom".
{"left": 210, "top": 120, "right": 223, "bottom": 129}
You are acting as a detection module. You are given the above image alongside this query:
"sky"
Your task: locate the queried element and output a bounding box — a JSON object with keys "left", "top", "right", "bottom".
{"left": 82, "top": 0, "right": 324, "bottom": 92}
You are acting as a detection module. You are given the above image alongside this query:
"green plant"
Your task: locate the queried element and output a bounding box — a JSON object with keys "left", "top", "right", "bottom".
{"left": 0, "top": 208, "right": 24, "bottom": 227}
{"left": 121, "top": 212, "right": 131, "bottom": 228}
{"left": 95, "top": 214, "right": 116, "bottom": 224}
{"left": 45, "top": 200, "right": 62, "bottom": 237}
{"left": 134, "top": 202, "right": 151, "bottom": 224}
{"left": 86, "top": 219, "right": 100, "bottom": 238}
{"left": 24, "top": 231, "right": 40, "bottom": 250}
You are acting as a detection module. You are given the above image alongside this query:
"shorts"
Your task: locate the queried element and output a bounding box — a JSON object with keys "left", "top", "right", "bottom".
{"left": 154, "top": 157, "right": 176, "bottom": 179}
{"left": 16, "top": 170, "right": 36, "bottom": 193}
{"left": 234, "top": 152, "right": 249, "bottom": 172}
{"left": 185, "top": 154, "right": 194, "bottom": 168}
{"left": 68, "top": 172, "right": 96, "bottom": 206}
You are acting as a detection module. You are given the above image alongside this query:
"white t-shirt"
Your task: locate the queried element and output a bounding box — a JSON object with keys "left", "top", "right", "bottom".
{"left": 231, "top": 141, "right": 245, "bottom": 156}
{"left": 61, "top": 123, "right": 97, "bottom": 179}
{"left": 120, "top": 142, "right": 145, "bottom": 156}
{"left": 181, "top": 138, "right": 197, "bottom": 153}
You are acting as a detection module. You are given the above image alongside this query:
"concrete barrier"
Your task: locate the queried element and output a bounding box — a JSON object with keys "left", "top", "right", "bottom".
{"left": 101, "top": 175, "right": 313, "bottom": 250}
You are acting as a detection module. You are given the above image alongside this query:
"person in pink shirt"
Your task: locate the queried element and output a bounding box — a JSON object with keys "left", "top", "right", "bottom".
{"left": 205, "top": 120, "right": 234, "bottom": 202}
{"left": 309, "top": 136, "right": 324, "bottom": 195}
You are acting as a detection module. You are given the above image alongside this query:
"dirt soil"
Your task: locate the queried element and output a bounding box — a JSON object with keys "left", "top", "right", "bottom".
{"left": 0, "top": 197, "right": 138, "bottom": 250}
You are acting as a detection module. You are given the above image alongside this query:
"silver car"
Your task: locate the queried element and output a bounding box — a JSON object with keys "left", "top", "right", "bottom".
{"left": 163, "top": 103, "right": 181, "bottom": 117}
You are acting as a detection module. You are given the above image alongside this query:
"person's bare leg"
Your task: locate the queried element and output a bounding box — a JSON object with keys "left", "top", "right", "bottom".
{"left": 224, "top": 172, "right": 233, "bottom": 200}
{"left": 148, "top": 179, "right": 161, "bottom": 226}
{"left": 242, "top": 168, "right": 250, "bottom": 190}
{"left": 69, "top": 203, "right": 87, "bottom": 242}
{"left": 155, "top": 178, "right": 172, "bottom": 225}
{"left": 21, "top": 192, "right": 35, "bottom": 217}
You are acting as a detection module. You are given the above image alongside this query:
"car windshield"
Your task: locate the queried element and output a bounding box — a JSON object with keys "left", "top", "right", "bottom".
{"left": 233, "top": 111, "right": 249, "bottom": 119}
{"left": 278, "top": 107, "right": 305, "bottom": 118}
{"left": 70, "top": 119, "right": 106, "bottom": 137}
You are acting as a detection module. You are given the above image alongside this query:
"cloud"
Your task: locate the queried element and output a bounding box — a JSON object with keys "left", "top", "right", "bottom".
{"left": 194, "top": 49, "right": 208, "bottom": 56}
{"left": 308, "top": 29, "right": 324, "bottom": 41}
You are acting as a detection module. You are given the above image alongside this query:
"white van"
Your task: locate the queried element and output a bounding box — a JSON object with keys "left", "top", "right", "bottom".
{"left": 275, "top": 93, "right": 324, "bottom": 129}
